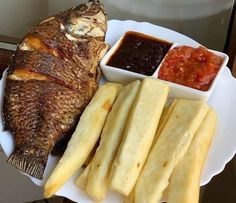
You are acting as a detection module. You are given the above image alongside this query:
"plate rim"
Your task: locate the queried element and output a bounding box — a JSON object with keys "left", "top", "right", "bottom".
{"left": 0, "top": 19, "right": 236, "bottom": 203}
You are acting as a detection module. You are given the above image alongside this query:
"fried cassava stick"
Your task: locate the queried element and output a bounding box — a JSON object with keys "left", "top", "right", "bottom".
{"left": 109, "top": 78, "right": 169, "bottom": 196}
{"left": 134, "top": 99, "right": 209, "bottom": 203}
{"left": 166, "top": 108, "right": 217, "bottom": 203}
{"left": 76, "top": 163, "right": 91, "bottom": 190}
{"left": 44, "top": 83, "right": 123, "bottom": 198}
{"left": 153, "top": 99, "right": 177, "bottom": 144}
{"left": 82, "top": 80, "right": 141, "bottom": 201}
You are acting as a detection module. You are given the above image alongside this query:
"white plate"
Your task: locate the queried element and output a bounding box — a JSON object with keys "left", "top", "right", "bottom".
{"left": 1, "top": 19, "right": 236, "bottom": 203}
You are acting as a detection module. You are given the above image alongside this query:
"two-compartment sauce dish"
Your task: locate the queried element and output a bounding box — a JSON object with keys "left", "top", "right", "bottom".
{"left": 100, "top": 31, "right": 229, "bottom": 101}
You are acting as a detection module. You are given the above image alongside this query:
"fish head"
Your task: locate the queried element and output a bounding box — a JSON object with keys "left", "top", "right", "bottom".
{"left": 67, "top": 0, "right": 107, "bottom": 39}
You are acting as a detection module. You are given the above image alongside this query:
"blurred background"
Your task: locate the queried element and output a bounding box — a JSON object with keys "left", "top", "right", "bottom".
{"left": 0, "top": 0, "right": 234, "bottom": 51}
{"left": 0, "top": 0, "right": 235, "bottom": 202}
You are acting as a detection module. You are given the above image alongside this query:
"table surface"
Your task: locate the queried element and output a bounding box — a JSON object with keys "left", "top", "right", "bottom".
{"left": 0, "top": 48, "right": 236, "bottom": 203}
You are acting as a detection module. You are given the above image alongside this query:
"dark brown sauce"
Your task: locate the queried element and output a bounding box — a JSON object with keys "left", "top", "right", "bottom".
{"left": 107, "top": 31, "right": 172, "bottom": 76}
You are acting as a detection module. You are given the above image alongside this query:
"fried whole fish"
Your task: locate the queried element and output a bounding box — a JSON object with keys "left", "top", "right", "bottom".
{"left": 3, "top": 0, "right": 108, "bottom": 179}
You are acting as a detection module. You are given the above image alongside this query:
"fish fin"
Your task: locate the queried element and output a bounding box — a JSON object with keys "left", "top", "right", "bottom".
{"left": 7, "top": 151, "right": 45, "bottom": 179}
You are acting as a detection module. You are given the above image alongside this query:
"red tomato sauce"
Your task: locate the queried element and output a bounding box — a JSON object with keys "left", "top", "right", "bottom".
{"left": 158, "top": 46, "right": 223, "bottom": 91}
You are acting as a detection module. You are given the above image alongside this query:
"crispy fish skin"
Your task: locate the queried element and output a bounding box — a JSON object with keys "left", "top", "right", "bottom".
{"left": 8, "top": 50, "right": 98, "bottom": 97}
{"left": 4, "top": 80, "right": 86, "bottom": 178}
{"left": 3, "top": 0, "right": 108, "bottom": 179}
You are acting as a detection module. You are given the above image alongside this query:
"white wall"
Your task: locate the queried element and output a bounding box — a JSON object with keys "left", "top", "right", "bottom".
{"left": 103, "top": 0, "right": 234, "bottom": 51}
{"left": 0, "top": 0, "right": 48, "bottom": 39}
{"left": 0, "top": 0, "right": 233, "bottom": 50}
{"left": 48, "top": 0, "right": 83, "bottom": 15}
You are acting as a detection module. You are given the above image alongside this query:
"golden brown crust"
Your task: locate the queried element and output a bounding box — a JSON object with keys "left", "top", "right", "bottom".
{"left": 4, "top": 0, "right": 108, "bottom": 179}
{"left": 133, "top": 100, "right": 209, "bottom": 203}
{"left": 9, "top": 50, "right": 98, "bottom": 96}
{"left": 166, "top": 109, "right": 217, "bottom": 203}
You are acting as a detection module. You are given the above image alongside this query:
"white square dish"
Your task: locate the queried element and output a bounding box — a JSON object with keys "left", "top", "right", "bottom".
{"left": 156, "top": 48, "right": 229, "bottom": 101}
{"left": 100, "top": 31, "right": 175, "bottom": 84}
{"left": 100, "top": 31, "right": 229, "bottom": 101}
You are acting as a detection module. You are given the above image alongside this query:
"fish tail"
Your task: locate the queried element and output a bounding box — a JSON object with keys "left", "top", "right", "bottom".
{"left": 7, "top": 150, "right": 46, "bottom": 179}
